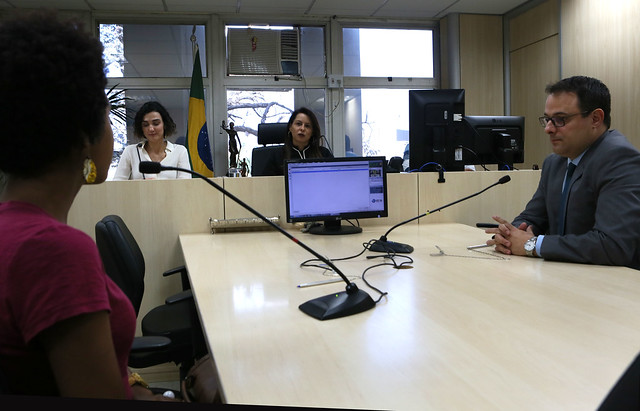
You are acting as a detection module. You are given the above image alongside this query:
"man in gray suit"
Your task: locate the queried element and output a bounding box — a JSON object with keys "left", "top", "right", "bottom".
{"left": 487, "top": 76, "right": 640, "bottom": 269}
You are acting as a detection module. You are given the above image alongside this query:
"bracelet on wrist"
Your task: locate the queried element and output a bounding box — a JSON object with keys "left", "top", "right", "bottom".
{"left": 128, "top": 372, "right": 150, "bottom": 389}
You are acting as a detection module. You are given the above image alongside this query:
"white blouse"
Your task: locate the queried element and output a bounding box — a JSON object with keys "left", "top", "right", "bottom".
{"left": 112, "top": 141, "right": 192, "bottom": 180}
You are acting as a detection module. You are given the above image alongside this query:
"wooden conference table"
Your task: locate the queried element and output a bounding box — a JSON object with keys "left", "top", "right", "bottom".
{"left": 179, "top": 223, "right": 640, "bottom": 410}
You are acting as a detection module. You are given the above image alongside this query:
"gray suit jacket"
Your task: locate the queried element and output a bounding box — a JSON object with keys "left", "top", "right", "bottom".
{"left": 513, "top": 129, "right": 640, "bottom": 269}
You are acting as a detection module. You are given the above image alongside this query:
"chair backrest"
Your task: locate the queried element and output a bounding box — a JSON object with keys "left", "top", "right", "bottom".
{"left": 387, "top": 156, "right": 404, "bottom": 173}
{"left": 251, "top": 145, "right": 284, "bottom": 176}
{"left": 95, "top": 215, "right": 145, "bottom": 316}
{"left": 257, "top": 122, "right": 288, "bottom": 146}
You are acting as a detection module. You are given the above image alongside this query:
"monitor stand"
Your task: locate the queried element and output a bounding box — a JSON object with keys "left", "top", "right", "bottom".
{"left": 308, "top": 220, "right": 362, "bottom": 235}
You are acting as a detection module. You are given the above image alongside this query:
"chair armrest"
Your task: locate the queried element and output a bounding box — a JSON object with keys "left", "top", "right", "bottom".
{"left": 163, "top": 265, "right": 191, "bottom": 290}
{"left": 130, "top": 336, "right": 172, "bottom": 353}
{"left": 165, "top": 289, "right": 193, "bottom": 305}
{"left": 162, "top": 265, "right": 186, "bottom": 277}
{"left": 129, "top": 336, "right": 174, "bottom": 369}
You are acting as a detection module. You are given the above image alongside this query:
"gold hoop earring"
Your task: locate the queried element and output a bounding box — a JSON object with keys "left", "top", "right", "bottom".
{"left": 83, "top": 157, "right": 97, "bottom": 184}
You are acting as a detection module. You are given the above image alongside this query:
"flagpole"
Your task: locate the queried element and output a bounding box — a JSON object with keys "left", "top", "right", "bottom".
{"left": 191, "top": 25, "right": 197, "bottom": 64}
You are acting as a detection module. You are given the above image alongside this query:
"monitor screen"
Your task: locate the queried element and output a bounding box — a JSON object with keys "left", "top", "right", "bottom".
{"left": 284, "top": 156, "right": 388, "bottom": 235}
{"left": 463, "top": 115, "right": 525, "bottom": 170}
{"left": 409, "top": 89, "right": 466, "bottom": 172}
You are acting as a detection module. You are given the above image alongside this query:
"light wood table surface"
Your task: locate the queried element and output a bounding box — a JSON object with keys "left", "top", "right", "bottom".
{"left": 179, "top": 223, "right": 640, "bottom": 410}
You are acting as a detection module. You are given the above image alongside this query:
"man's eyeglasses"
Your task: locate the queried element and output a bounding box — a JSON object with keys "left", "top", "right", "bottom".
{"left": 538, "top": 111, "right": 590, "bottom": 128}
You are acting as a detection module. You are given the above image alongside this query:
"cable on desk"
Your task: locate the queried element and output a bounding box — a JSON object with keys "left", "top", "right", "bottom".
{"left": 299, "top": 238, "right": 376, "bottom": 269}
{"left": 298, "top": 239, "right": 413, "bottom": 302}
{"left": 346, "top": 218, "right": 360, "bottom": 229}
{"left": 359, "top": 254, "right": 413, "bottom": 303}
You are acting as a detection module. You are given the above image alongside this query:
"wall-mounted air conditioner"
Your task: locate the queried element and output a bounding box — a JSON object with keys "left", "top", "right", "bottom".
{"left": 227, "top": 28, "right": 300, "bottom": 76}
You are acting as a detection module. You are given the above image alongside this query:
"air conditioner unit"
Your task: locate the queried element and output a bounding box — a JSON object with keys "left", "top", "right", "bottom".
{"left": 227, "top": 28, "right": 300, "bottom": 76}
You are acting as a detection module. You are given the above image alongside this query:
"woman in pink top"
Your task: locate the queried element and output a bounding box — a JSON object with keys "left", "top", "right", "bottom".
{"left": 0, "top": 10, "right": 176, "bottom": 401}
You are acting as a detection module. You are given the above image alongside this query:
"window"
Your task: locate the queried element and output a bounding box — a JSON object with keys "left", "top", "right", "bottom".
{"left": 99, "top": 23, "right": 206, "bottom": 179}
{"left": 226, "top": 89, "right": 326, "bottom": 174}
{"left": 343, "top": 28, "right": 434, "bottom": 77}
{"left": 226, "top": 25, "right": 324, "bottom": 78}
{"left": 101, "top": 24, "right": 206, "bottom": 78}
{"left": 342, "top": 27, "right": 435, "bottom": 162}
{"left": 344, "top": 89, "right": 409, "bottom": 159}
{"left": 224, "top": 25, "right": 326, "bottom": 174}
{"left": 100, "top": 19, "right": 439, "bottom": 178}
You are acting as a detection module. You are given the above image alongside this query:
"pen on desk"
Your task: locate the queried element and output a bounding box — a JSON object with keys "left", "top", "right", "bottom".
{"left": 467, "top": 243, "right": 493, "bottom": 250}
{"left": 297, "top": 278, "right": 343, "bottom": 288}
{"left": 476, "top": 223, "right": 499, "bottom": 228}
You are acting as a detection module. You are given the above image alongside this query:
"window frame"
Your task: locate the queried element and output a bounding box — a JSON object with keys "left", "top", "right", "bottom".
{"left": 94, "top": 13, "right": 441, "bottom": 177}
{"left": 333, "top": 20, "right": 439, "bottom": 158}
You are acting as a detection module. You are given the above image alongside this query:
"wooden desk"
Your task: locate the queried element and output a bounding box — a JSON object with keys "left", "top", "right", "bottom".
{"left": 179, "top": 224, "right": 640, "bottom": 410}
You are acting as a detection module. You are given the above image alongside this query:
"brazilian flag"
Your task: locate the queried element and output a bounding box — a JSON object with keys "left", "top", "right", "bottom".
{"left": 186, "top": 46, "right": 214, "bottom": 177}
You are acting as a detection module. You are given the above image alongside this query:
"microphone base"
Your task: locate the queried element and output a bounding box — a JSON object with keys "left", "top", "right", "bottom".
{"left": 299, "top": 289, "right": 375, "bottom": 320}
{"left": 369, "top": 240, "right": 414, "bottom": 254}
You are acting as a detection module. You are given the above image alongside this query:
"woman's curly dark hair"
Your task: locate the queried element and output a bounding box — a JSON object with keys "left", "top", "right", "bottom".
{"left": 0, "top": 10, "right": 108, "bottom": 178}
{"left": 133, "top": 101, "right": 177, "bottom": 140}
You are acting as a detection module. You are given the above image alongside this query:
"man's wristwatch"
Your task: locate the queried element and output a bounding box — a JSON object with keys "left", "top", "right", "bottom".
{"left": 524, "top": 236, "right": 538, "bottom": 257}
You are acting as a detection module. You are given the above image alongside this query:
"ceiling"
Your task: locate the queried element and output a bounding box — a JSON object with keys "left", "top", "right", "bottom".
{"left": 2, "top": 0, "right": 530, "bottom": 19}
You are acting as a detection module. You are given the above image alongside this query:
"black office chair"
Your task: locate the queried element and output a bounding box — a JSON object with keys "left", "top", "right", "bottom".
{"left": 387, "top": 156, "right": 404, "bottom": 173}
{"left": 95, "top": 215, "right": 207, "bottom": 377}
{"left": 251, "top": 122, "right": 288, "bottom": 176}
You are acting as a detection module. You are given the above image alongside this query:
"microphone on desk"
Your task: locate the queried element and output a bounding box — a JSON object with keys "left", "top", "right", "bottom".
{"left": 369, "top": 175, "right": 511, "bottom": 254}
{"left": 138, "top": 161, "right": 375, "bottom": 321}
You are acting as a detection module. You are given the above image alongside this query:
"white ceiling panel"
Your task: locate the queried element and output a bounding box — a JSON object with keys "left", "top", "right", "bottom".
{"left": 308, "top": 0, "right": 387, "bottom": 17}
{"left": 4, "top": 0, "right": 90, "bottom": 10}
{"left": 87, "top": 0, "right": 166, "bottom": 12}
{"left": 2, "top": 0, "right": 530, "bottom": 18}
{"left": 373, "top": 0, "right": 466, "bottom": 19}
{"left": 163, "top": 0, "right": 236, "bottom": 14}
{"left": 446, "top": 0, "right": 527, "bottom": 15}
{"left": 237, "top": 0, "right": 313, "bottom": 16}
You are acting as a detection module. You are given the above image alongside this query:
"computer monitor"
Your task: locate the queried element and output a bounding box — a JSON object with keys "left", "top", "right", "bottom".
{"left": 409, "top": 89, "right": 466, "bottom": 172}
{"left": 463, "top": 115, "right": 525, "bottom": 170}
{"left": 284, "top": 156, "right": 388, "bottom": 235}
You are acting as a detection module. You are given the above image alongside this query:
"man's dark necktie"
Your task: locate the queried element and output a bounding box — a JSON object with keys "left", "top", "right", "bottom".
{"left": 557, "top": 162, "right": 576, "bottom": 235}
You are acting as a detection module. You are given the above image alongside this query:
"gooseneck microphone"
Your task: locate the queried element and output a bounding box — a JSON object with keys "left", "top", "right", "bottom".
{"left": 369, "top": 175, "right": 511, "bottom": 253}
{"left": 139, "top": 161, "right": 375, "bottom": 321}
{"left": 136, "top": 142, "right": 146, "bottom": 180}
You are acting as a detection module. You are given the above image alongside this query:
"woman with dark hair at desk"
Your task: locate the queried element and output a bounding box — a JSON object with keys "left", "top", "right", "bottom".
{"left": 113, "top": 101, "right": 191, "bottom": 180}
{"left": 284, "top": 107, "right": 332, "bottom": 160}
{"left": 262, "top": 107, "right": 333, "bottom": 176}
{"left": 0, "top": 11, "right": 177, "bottom": 401}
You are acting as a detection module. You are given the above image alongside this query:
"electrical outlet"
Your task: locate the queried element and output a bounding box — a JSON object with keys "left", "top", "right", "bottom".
{"left": 327, "top": 75, "right": 343, "bottom": 88}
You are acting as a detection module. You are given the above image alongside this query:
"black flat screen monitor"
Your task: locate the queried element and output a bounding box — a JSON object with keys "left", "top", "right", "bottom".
{"left": 409, "top": 89, "right": 466, "bottom": 172}
{"left": 463, "top": 115, "right": 525, "bottom": 170}
{"left": 285, "top": 156, "right": 388, "bottom": 235}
